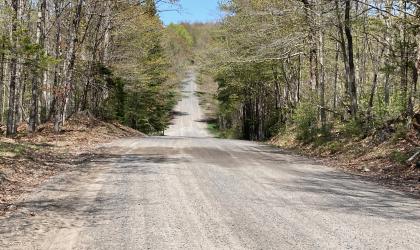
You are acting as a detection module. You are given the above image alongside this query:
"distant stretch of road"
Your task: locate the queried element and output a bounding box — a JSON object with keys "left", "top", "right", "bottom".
{"left": 1, "top": 70, "right": 419, "bottom": 249}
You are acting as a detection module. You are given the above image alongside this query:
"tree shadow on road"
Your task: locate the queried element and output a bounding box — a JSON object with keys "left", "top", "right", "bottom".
{"left": 263, "top": 168, "right": 420, "bottom": 221}
{"left": 245, "top": 143, "right": 420, "bottom": 221}
{"left": 0, "top": 152, "right": 188, "bottom": 247}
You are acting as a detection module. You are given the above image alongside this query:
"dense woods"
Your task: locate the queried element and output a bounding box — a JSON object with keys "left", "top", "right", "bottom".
{"left": 0, "top": 0, "right": 184, "bottom": 136}
{"left": 0, "top": 0, "right": 418, "bottom": 143}
{"left": 202, "top": 0, "right": 419, "bottom": 142}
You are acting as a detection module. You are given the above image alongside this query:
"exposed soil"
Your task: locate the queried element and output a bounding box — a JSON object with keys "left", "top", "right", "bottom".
{"left": 0, "top": 113, "right": 144, "bottom": 215}
{"left": 271, "top": 127, "right": 420, "bottom": 196}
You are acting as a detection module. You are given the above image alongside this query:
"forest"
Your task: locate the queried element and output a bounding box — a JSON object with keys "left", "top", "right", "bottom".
{"left": 197, "top": 0, "right": 419, "bottom": 144}
{"left": 0, "top": 0, "right": 419, "bottom": 152}
{"left": 0, "top": 0, "right": 192, "bottom": 136}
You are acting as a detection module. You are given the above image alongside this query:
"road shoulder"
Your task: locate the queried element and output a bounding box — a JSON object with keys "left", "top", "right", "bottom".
{"left": 0, "top": 113, "right": 143, "bottom": 216}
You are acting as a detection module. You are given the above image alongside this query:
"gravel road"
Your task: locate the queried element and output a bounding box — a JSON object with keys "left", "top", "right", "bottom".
{"left": 1, "top": 71, "right": 419, "bottom": 249}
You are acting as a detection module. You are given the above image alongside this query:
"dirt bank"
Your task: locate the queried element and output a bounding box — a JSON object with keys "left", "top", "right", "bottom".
{"left": 0, "top": 113, "right": 143, "bottom": 215}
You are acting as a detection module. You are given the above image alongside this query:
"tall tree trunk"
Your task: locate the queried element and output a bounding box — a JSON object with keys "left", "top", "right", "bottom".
{"left": 280, "top": 62, "right": 290, "bottom": 105}
{"left": 412, "top": 0, "right": 420, "bottom": 114}
{"left": 333, "top": 41, "right": 339, "bottom": 111}
{"left": 39, "top": 0, "right": 48, "bottom": 123}
{"left": 319, "top": 30, "right": 326, "bottom": 129}
{"left": 302, "top": 0, "right": 318, "bottom": 91}
{"left": 345, "top": 0, "right": 357, "bottom": 118}
{"left": 367, "top": 40, "right": 386, "bottom": 121}
{"left": 28, "top": 0, "right": 46, "bottom": 133}
{"left": 101, "top": 0, "right": 113, "bottom": 64}
{"left": 297, "top": 54, "right": 301, "bottom": 103}
{"left": 14, "top": 0, "right": 25, "bottom": 126}
{"left": 272, "top": 66, "right": 281, "bottom": 111}
{"left": 383, "top": 0, "right": 392, "bottom": 106}
{"left": 0, "top": 38, "right": 5, "bottom": 124}
{"left": 54, "top": 0, "right": 84, "bottom": 132}
{"left": 399, "top": 0, "right": 409, "bottom": 116}
{"left": 7, "top": 0, "right": 19, "bottom": 136}
{"left": 49, "top": 0, "right": 63, "bottom": 121}
{"left": 81, "top": 15, "right": 102, "bottom": 111}
{"left": 335, "top": 0, "right": 350, "bottom": 98}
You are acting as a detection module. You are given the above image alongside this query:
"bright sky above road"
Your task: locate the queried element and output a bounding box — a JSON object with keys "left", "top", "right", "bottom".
{"left": 159, "top": 0, "right": 221, "bottom": 25}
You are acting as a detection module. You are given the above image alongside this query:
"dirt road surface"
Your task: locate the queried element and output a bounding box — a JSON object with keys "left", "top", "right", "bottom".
{"left": 1, "top": 71, "right": 419, "bottom": 249}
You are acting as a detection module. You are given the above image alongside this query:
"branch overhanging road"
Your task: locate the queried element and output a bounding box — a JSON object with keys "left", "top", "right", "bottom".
{"left": 1, "top": 71, "right": 420, "bottom": 249}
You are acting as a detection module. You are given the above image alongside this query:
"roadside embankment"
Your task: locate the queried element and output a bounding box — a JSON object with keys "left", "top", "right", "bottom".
{"left": 0, "top": 112, "right": 144, "bottom": 215}
{"left": 271, "top": 124, "right": 419, "bottom": 195}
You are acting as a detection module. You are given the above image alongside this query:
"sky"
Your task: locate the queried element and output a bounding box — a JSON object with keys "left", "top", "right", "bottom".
{"left": 159, "top": 0, "right": 221, "bottom": 25}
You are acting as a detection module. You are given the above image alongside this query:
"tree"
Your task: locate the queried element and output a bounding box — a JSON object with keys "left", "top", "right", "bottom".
{"left": 202, "top": 0, "right": 419, "bottom": 141}
{"left": 28, "top": 0, "right": 47, "bottom": 133}
{"left": 0, "top": 0, "right": 180, "bottom": 136}
{"left": 6, "top": 0, "right": 19, "bottom": 136}
{"left": 344, "top": 0, "right": 358, "bottom": 117}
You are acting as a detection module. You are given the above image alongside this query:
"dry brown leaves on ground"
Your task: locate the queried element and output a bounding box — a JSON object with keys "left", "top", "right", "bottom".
{"left": 0, "top": 113, "right": 143, "bottom": 215}
{"left": 271, "top": 128, "right": 420, "bottom": 196}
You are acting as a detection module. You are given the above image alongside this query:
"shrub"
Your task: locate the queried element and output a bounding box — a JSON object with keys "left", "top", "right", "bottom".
{"left": 390, "top": 151, "right": 409, "bottom": 164}
{"left": 325, "top": 141, "right": 344, "bottom": 154}
{"left": 292, "top": 101, "right": 319, "bottom": 142}
{"left": 392, "top": 123, "right": 408, "bottom": 141}
{"left": 342, "top": 119, "right": 364, "bottom": 138}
